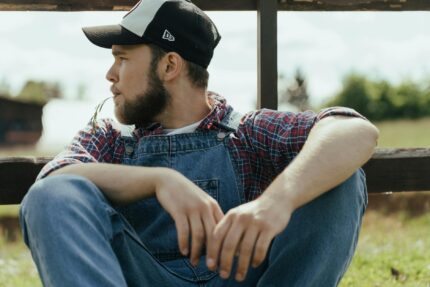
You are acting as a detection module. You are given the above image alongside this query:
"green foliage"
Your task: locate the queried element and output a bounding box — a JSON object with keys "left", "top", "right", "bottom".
{"left": 324, "top": 73, "right": 430, "bottom": 120}
{"left": 16, "top": 80, "right": 62, "bottom": 104}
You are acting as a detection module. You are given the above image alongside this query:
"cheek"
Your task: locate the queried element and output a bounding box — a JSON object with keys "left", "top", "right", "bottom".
{"left": 120, "top": 66, "right": 149, "bottom": 94}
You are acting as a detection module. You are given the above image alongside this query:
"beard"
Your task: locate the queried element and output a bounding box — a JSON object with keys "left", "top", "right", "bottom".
{"left": 116, "top": 68, "right": 169, "bottom": 127}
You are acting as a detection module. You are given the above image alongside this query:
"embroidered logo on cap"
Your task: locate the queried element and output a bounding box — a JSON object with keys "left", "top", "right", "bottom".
{"left": 162, "top": 29, "right": 175, "bottom": 42}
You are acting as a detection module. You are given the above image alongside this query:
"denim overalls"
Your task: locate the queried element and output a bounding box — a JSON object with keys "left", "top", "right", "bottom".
{"left": 20, "top": 109, "right": 367, "bottom": 287}
{"left": 116, "top": 110, "right": 245, "bottom": 283}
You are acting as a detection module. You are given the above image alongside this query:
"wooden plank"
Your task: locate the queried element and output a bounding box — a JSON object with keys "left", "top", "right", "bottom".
{"left": 362, "top": 148, "right": 430, "bottom": 193}
{"left": 257, "top": 0, "right": 278, "bottom": 110}
{"left": 0, "top": 157, "right": 50, "bottom": 204}
{"left": 278, "top": 0, "right": 430, "bottom": 11}
{"left": 1, "top": 0, "right": 430, "bottom": 11}
{"left": 0, "top": 0, "right": 256, "bottom": 11}
{"left": 1, "top": 148, "right": 430, "bottom": 205}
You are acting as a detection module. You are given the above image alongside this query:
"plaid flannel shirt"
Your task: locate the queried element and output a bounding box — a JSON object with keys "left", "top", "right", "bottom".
{"left": 37, "top": 93, "right": 365, "bottom": 201}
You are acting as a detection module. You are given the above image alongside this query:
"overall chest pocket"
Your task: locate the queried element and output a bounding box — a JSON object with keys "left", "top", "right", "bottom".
{"left": 193, "top": 179, "right": 219, "bottom": 201}
{"left": 116, "top": 178, "right": 220, "bottom": 261}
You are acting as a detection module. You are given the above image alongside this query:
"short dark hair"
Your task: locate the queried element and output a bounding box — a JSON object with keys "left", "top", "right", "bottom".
{"left": 148, "top": 44, "right": 209, "bottom": 89}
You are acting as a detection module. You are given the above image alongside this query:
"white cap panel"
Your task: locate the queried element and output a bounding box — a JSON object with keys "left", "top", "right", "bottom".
{"left": 120, "top": 0, "right": 172, "bottom": 37}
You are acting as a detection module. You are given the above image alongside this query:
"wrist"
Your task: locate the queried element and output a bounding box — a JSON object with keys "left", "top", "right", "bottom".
{"left": 262, "top": 174, "right": 299, "bottom": 213}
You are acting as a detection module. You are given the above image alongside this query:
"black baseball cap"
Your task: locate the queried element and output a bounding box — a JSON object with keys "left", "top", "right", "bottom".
{"left": 82, "top": 0, "right": 221, "bottom": 68}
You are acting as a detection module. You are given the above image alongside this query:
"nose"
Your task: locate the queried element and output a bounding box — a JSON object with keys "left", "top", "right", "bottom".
{"left": 106, "top": 64, "right": 118, "bottom": 83}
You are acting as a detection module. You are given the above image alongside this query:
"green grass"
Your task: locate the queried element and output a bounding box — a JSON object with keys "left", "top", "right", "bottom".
{"left": 0, "top": 118, "right": 429, "bottom": 285}
{"left": 340, "top": 211, "right": 430, "bottom": 287}
{"left": 0, "top": 238, "right": 42, "bottom": 287}
{"left": 0, "top": 211, "right": 428, "bottom": 286}
{"left": 0, "top": 205, "right": 20, "bottom": 217}
{"left": 375, "top": 117, "right": 430, "bottom": 148}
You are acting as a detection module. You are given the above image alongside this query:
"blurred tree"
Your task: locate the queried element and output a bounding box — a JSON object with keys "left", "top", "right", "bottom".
{"left": 326, "top": 73, "right": 371, "bottom": 116}
{"left": 279, "top": 69, "right": 310, "bottom": 111}
{"left": 0, "top": 77, "right": 11, "bottom": 97}
{"left": 367, "top": 80, "right": 395, "bottom": 121}
{"left": 324, "top": 73, "right": 430, "bottom": 120}
{"left": 17, "top": 80, "right": 63, "bottom": 104}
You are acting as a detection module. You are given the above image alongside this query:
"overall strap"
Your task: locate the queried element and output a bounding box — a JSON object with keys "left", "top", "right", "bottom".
{"left": 217, "top": 109, "right": 243, "bottom": 132}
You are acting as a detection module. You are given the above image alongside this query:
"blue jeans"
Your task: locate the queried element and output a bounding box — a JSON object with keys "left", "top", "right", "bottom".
{"left": 20, "top": 169, "right": 367, "bottom": 286}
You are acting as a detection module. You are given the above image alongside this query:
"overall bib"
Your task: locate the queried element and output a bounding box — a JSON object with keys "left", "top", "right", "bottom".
{"left": 116, "top": 111, "right": 245, "bottom": 284}
{"left": 20, "top": 110, "right": 366, "bottom": 287}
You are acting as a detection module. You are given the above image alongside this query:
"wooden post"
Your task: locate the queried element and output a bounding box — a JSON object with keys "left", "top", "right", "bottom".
{"left": 257, "top": 0, "right": 278, "bottom": 110}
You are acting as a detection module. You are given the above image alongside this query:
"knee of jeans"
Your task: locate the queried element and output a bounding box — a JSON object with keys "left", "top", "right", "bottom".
{"left": 332, "top": 168, "right": 368, "bottom": 214}
{"left": 20, "top": 174, "right": 104, "bottom": 224}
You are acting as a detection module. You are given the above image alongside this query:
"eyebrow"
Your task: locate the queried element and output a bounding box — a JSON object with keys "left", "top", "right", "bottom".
{"left": 112, "top": 49, "right": 127, "bottom": 56}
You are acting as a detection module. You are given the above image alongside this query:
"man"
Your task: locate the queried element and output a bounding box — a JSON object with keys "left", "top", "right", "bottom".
{"left": 19, "top": 0, "right": 379, "bottom": 286}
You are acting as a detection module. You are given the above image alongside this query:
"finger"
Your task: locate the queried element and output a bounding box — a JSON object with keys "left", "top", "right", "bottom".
{"left": 251, "top": 231, "right": 273, "bottom": 268}
{"left": 190, "top": 213, "right": 205, "bottom": 266}
{"left": 218, "top": 220, "right": 245, "bottom": 279}
{"left": 175, "top": 214, "right": 190, "bottom": 256}
{"left": 202, "top": 208, "right": 216, "bottom": 249}
{"left": 213, "top": 203, "right": 224, "bottom": 223}
{"left": 235, "top": 227, "right": 259, "bottom": 282}
{"left": 206, "top": 216, "right": 232, "bottom": 271}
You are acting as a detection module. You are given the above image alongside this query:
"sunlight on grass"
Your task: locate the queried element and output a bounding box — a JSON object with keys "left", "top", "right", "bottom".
{"left": 375, "top": 117, "right": 430, "bottom": 148}
{"left": 0, "top": 237, "right": 42, "bottom": 287}
{"left": 340, "top": 211, "right": 430, "bottom": 287}
{"left": 0, "top": 211, "right": 428, "bottom": 286}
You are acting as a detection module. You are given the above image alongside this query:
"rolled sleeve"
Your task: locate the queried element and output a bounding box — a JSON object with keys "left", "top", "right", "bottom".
{"left": 240, "top": 107, "right": 365, "bottom": 174}
{"left": 36, "top": 118, "right": 123, "bottom": 181}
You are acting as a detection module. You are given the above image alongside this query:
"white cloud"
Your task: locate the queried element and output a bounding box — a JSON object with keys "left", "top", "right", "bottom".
{"left": 2, "top": 11, "right": 430, "bottom": 147}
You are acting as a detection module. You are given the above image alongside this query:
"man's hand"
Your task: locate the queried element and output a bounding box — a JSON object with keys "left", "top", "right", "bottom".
{"left": 206, "top": 194, "right": 292, "bottom": 282}
{"left": 154, "top": 168, "right": 224, "bottom": 266}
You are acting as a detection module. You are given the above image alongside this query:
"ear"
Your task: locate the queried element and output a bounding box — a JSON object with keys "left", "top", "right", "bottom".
{"left": 159, "top": 52, "right": 184, "bottom": 82}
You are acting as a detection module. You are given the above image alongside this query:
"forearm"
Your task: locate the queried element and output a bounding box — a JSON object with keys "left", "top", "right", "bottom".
{"left": 263, "top": 116, "right": 379, "bottom": 210}
{"left": 49, "top": 163, "right": 166, "bottom": 205}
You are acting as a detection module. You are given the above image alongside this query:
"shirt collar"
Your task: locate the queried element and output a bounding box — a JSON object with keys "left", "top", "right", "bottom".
{"left": 132, "top": 92, "right": 232, "bottom": 139}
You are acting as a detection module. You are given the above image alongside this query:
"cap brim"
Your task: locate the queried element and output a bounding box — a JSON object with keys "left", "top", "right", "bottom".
{"left": 82, "top": 25, "right": 149, "bottom": 48}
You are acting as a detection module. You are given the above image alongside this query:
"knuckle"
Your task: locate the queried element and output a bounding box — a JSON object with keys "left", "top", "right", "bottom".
{"left": 256, "top": 218, "right": 270, "bottom": 230}
{"left": 238, "top": 213, "right": 252, "bottom": 224}
{"left": 223, "top": 242, "right": 235, "bottom": 252}
{"left": 254, "top": 245, "right": 266, "bottom": 257}
{"left": 212, "top": 232, "right": 222, "bottom": 242}
{"left": 194, "top": 230, "right": 204, "bottom": 240}
{"left": 240, "top": 244, "right": 252, "bottom": 254}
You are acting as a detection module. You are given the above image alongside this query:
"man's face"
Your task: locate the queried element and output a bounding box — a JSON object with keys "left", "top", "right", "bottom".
{"left": 107, "top": 44, "right": 169, "bottom": 127}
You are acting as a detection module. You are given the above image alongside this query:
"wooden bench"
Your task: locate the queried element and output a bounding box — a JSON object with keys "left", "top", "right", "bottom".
{"left": 1, "top": 148, "right": 429, "bottom": 204}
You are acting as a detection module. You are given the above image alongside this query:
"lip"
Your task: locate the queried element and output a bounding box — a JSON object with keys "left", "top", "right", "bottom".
{"left": 111, "top": 86, "right": 121, "bottom": 97}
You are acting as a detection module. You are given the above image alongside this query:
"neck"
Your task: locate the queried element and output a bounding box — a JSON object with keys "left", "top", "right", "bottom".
{"left": 155, "top": 88, "right": 212, "bottom": 129}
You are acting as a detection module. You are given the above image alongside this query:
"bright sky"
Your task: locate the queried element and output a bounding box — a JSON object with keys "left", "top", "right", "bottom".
{"left": 1, "top": 11, "right": 430, "bottom": 149}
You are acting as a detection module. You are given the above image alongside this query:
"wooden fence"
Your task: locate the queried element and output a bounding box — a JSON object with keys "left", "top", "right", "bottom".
{"left": 0, "top": 0, "right": 429, "bottom": 204}
{"left": 1, "top": 148, "right": 430, "bottom": 204}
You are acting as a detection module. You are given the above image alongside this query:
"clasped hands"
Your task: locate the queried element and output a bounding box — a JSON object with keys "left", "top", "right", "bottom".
{"left": 154, "top": 169, "right": 292, "bottom": 282}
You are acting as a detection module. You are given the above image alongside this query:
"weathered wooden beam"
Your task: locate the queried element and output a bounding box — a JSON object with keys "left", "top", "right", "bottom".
{"left": 0, "top": 157, "right": 50, "bottom": 204}
{"left": 1, "top": 148, "right": 430, "bottom": 205}
{"left": 1, "top": 0, "right": 430, "bottom": 11}
{"left": 257, "top": 0, "right": 278, "bottom": 110}
{"left": 362, "top": 148, "right": 430, "bottom": 193}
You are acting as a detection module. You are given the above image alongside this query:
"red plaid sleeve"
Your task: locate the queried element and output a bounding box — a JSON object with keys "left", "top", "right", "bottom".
{"left": 36, "top": 118, "right": 124, "bottom": 181}
{"left": 240, "top": 107, "right": 365, "bottom": 174}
